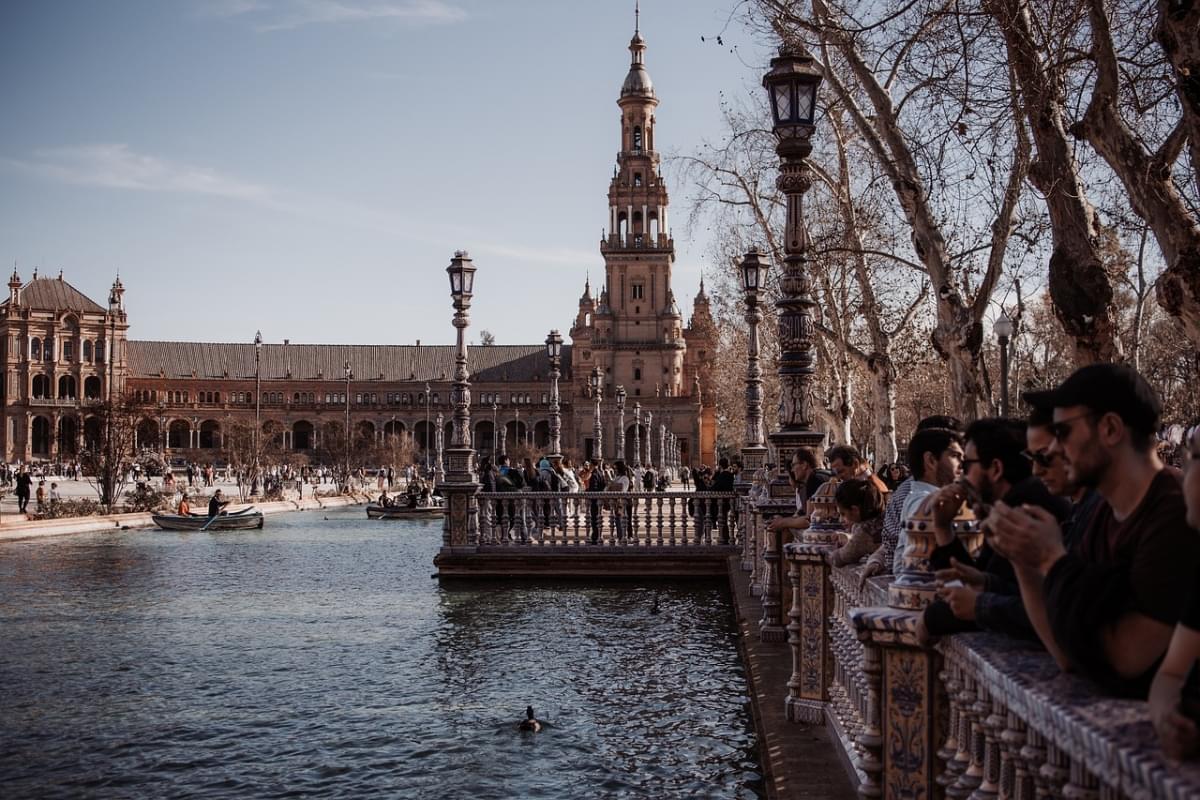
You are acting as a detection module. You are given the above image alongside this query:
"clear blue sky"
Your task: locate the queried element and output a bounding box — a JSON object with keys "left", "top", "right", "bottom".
{"left": 0, "top": 0, "right": 768, "bottom": 347}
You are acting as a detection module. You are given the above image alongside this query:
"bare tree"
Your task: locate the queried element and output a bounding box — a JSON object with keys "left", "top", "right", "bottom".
{"left": 80, "top": 395, "right": 145, "bottom": 512}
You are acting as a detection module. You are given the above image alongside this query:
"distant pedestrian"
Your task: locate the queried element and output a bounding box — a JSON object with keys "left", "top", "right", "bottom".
{"left": 15, "top": 468, "right": 32, "bottom": 513}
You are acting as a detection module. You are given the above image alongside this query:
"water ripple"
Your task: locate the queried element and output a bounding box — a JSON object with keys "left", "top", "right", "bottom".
{"left": 0, "top": 510, "right": 763, "bottom": 798}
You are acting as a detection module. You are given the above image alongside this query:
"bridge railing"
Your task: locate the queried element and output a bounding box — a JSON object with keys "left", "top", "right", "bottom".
{"left": 475, "top": 491, "right": 739, "bottom": 548}
{"left": 766, "top": 529, "right": 1200, "bottom": 800}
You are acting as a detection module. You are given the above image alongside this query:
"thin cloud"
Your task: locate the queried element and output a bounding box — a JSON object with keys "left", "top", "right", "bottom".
{"left": 201, "top": 0, "right": 468, "bottom": 32}
{"left": 0, "top": 144, "right": 270, "bottom": 200}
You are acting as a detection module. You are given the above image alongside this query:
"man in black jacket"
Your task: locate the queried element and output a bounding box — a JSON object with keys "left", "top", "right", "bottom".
{"left": 15, "top": 468, "right": 32, "bottom": 514}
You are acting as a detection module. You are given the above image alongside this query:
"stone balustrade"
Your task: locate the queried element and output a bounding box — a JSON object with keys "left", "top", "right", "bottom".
{"left": 475, "top": 491, "right": 738, "bottom": 547}
{"left": 746, "top": 500, "right": 1200, "bottom": 800}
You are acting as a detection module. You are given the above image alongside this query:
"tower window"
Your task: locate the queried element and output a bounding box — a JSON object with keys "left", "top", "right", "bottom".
{"left": 634, "top": 368, "right": 642, "bottom": 381}
{"left": 634, "top": 172, "right": 643, "bottom": 187}
{"left": 633, "top": 126, "right": 642, "bottom": 151}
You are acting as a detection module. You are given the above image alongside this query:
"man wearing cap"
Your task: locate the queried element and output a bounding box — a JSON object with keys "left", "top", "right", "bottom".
{"left": 988, "top": 363, "right": 1199, "bottom": 698}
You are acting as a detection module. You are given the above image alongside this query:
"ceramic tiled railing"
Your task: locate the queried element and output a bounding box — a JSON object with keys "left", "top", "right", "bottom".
{"left": 753, "top": 503, "right": 1200, "bottom": 800}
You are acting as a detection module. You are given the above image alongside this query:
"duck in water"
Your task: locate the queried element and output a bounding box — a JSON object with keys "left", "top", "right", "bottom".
{"left": 518, "top": 705, "right": 541, "bottom": 733}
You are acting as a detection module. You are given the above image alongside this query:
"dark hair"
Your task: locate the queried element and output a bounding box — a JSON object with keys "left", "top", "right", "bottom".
{"left": 1026, "top": 404, "right": 1054, "bottom": 429}
{"left": 791, "top": 447, "right": 818, "bottom": 469}
{"left": 719, "top": 457, "right": 730, "bottom": 469}
{"left": 825, "top": 444, "right": 861, "bottom": 467}
{"left": 497, "top": 454, "right": 509, "bottom": 467}
{"left": 834, "top": 478, "right": 884, "bottom": 521}
{"left": 907, "top": 429, "right": 961, "bottom": 482}
{"left": 965, "top": 417, "right": 1031, "bottom": 484}
{"left": 917, "top": 415, "right": 964, "bottom": 433}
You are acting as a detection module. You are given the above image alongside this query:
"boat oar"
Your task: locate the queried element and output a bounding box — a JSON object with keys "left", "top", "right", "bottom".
{"left": 198, "top": 513, "right": 221, "bottom": 532}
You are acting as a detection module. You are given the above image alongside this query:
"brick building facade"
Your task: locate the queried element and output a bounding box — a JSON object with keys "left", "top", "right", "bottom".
{"left": 0, "top": 21, "right": 716, "bottom": 467}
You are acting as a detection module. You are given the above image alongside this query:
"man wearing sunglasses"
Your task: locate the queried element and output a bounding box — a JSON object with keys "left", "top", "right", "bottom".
{"left": 1023, "top": 403, "right": 1102, "bottom": 553}
{"left": 988, "top": 363, "right": 1198, "bottom": 698}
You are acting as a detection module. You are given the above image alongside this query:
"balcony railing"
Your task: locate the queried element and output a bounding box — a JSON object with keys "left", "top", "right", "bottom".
{"left": 476, "top": 491, "right": 738, "bottom": 548}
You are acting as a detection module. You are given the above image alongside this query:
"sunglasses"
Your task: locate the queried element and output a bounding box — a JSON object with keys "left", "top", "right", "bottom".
{"left": 1021, "top": 449, "right": 1056, "bottom": 468}
{"left": 1050, "top": 412, "right": 1096, "bottom": 441}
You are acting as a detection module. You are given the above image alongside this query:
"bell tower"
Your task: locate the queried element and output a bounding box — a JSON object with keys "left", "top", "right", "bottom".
{"left": 593, "top": 7, "right": 684, "bottom": 401}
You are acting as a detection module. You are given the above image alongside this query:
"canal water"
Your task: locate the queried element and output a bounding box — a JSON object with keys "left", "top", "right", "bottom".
{"left": 0, "top": 507, "right": 763, "bottom": 798}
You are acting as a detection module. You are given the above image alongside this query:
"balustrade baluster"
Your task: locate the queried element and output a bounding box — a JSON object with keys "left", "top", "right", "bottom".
{"left": 857, "top": 636, "right": 883, "bottom": 799}
{"left": 1039, "top": 741, "right": 1068, "bottom": 799}
{"left": 479, "top": 497, "right": 494, "bottom": 544}
{"left": 972, "top": 691, "right": 1003, "bottom": 800}
{"left": 1062, "top": 759, "right": 1099, "bottom": 800}
{"left": 655, "top": 495, "right": 664, "bottom": 546}
{"left": 1000, "top": 710, "right": 1028, "bottom": 800}
{"left": 949, "top": 673, "right": 982, "bottom": 798}
{"left": 1020, "top": 728, "right": 1049, "bottom": 800}
{"left": 938, "top": 664, "right": 964, "bottom": 790}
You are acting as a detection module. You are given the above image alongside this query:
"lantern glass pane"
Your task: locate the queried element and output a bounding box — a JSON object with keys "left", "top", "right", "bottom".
{"left": 796, "top": 83, "right": 815, "bottom": 122}
{"left": 773, "top": 83, "right": 793, "bottom": 122}
{"left": 449, "top": 270, "right": 462, "bottom": 294}
{"left": 463, "top": 269, "right": 474, "bottom": 294}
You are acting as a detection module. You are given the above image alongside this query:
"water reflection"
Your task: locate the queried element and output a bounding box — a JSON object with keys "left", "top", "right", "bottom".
{"left": 0, "top": 510, "right": 762, "bottom": 798}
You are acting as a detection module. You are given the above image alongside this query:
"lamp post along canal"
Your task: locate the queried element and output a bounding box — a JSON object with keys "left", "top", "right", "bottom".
{"left": 442, "top": 251, "right": 479, "bottom": 548}
{"left": 491, "top": 400, "right": 499, "bottom": 456}
{"left": 435, "top": 412, "right": 445, "bottom": 482}
{"left": 643, "top": 409, "right": 653, "bottom": 469}
{"left": 545, "top": 330, "right": 563, "bottom": 463}
{"left": 994, "top": 312, "right": 1014, "bottom": 417}
{"left": 633, "top": 402, "right": 642, "bottom": 469}
{"left": 344, "top": 361, "right": 352, "bottom": 491}
{"left": 615, "top": 386, "right": 626, "bottom": 463}
{"left": 253, "top": 330, "right": 262, "bottom": 496}
{"left": 590, "top": 366, "right": 603, "bottom": 461}
{"left": 762, "top": 46, "right": 826, "bottom": 473}
{"left": 739, "top": 249, "right": 770, "bottom": 485}
{"left": 424, "top": 381, "right": 431, "bottom": 477}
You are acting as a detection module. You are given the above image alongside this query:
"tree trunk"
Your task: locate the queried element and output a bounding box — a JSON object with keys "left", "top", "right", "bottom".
{"left": 1075, "top": 0, "right": 1200, "bottom": 350}
{"left": 987, "top": 0, "right": 1122, "bottom": 365}
{"left": 1154, "top": 0, "right": 1200, "bottom": 199}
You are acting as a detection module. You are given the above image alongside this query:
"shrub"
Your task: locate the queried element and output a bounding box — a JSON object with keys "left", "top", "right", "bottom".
{"left": 124, "top": 482, "right": 166, "bottom": 513}
{"left": 39, "top": 498, "right": 103, "bottom": 520}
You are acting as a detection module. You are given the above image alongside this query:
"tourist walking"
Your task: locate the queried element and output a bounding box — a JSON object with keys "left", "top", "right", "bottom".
{"left": 15, "top": 468, "right": 32, "bottom": 513}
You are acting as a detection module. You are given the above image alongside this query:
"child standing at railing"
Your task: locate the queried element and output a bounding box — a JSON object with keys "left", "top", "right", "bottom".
{"left": 826, "top": 478, "right": 885, "bottom": 568}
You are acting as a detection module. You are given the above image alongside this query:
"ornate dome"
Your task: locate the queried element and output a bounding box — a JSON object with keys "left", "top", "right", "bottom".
{"left": 621, "top": 62, "right": 655, "bottom": 98}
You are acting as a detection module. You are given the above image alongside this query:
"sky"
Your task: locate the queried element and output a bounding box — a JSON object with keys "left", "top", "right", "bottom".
{"left": 0, "top": 0, "right": 770, "bottom": 347}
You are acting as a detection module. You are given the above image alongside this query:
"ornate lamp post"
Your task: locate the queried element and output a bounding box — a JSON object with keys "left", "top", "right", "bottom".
{"left": 491, "top": 400, "right": 499, "bottom": 456}
{"left": 590, "top": 365, "right": 603, "bottom": 461}
{"left": 762, "top": 46, "right": 826, "bottom": 473}
{"left": 615, "top": 386, "right": 627, "bottom": 462}
{"left": 424, "top": 380, "right": 431, "bottom": 476}
{"left": 344, "top": 360, "right": 352, "bottom": 490}
{"left": 441, "top": 251, "right": 478, "bottom": 548}
{"left": 545, "top": 330, "right": 563, "bottom": 462}
{"left": 514, "top": 405, "right": 521, "bottom": 455}
{"left": 739, "top": 249, "right": 770, "bottom": 484}
{"left": 994, "top": 312, "right": 1014, "bottom": 417}
{"left": 633, "top": 401, "right": 642, "bottom": 469}
{"left": 659, "top": 422, "right": 666, "bottom": 474}
{"left": 253, "top": 330, "right": 262, "bottom": 496}
{"left": 643, "top": 408, "right": 653, "bottom": 469}
{"left": 435, "top": 412, "right": 445, "bottom": 482}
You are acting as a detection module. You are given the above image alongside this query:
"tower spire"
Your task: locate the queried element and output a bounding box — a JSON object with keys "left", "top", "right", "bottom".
{"left": 635, "top": 0, "right": 640, "bottom": 35}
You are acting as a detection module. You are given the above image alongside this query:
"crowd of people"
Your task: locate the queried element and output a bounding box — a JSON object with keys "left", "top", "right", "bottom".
{"left": 765, "top": 362, "right": 1199, "bottom": 760}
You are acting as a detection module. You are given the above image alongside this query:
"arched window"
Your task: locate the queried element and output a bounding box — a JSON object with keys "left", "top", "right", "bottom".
{"left": 633, "top": 126, "right": 642, "bottom": 151}
{"left": 634, "top": 172, "right": 643, "bottom": 187}
{"left": 63, "top": 340, "right": 74, "bottom": 362}
{"left": 82, "top": 340, "right": 93, "bottom": 362}
{"left": 634, "top": 368, "right": 642, "bottom": 381}
{"left": 96, "top": 341, "right": 105, "bottom": 363}
{"left": 58, "top": 375, "right": 76, "bottom": 399}
{"left": 43, "top": 337, "right": 53, "bottom": 361}
{"left": 32, "top": 374, "right": 50, "bottom": 399}
{"left": 30, "top": 338, "right": 40, "bottom": 362}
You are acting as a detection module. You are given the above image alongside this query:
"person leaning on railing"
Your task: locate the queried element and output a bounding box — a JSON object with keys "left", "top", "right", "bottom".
{"left": 825, "top": 478, "right": 884, "bottom": 567}
{"left": 988, "top": 364, "right": 1200, "bottom": 699}
{"left": 766, "top": 447, "right": 831, "bottom": 537}
{"left": 1149, "top": 424, "right": 1200, "bottom": 760}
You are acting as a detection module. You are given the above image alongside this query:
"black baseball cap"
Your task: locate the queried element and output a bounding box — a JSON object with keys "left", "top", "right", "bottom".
{"left": 1022, "top": 363, "right": 1161, "bottom": 435}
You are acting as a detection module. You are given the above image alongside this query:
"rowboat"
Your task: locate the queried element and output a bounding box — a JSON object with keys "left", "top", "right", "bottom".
{"left": 152, "top": 507, "right": 265, "bottom": 531}
{"left": 366, "top": 503, "right": 444, "bottom": 520}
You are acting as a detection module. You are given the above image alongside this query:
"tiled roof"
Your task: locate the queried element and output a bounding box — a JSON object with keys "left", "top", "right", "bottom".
{"left": 4, "top": 277, "right": 107, "bottom": 314}
{"left": 127, "top": 341, "right": 574, "bottom": 383}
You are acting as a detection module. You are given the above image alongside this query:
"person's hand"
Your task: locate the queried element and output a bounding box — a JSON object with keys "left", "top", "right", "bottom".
{"left": 929, "top": 483, "right": 968, "bottom": 546}
{"left": 768, "top": 514, "right": 809, "bottom": 532}
{"left": 1152, "top": 700, "right": 1200, "bottom": 760}
{"left": 859, "top": 559, "right": 883, "bottom": 589}
{"left": 935, "top": 557, "right": 986, "bottom": 591}
{"left": 936, "top": 583, "right": 980, "bottom": 621}
{"left": 986, "top": 502, "right": 1066, "bottom": 574}
{"left": 915, "top": 614, "right": 935, "bottom": 646}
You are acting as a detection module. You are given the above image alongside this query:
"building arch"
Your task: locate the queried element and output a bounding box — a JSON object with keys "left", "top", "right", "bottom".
{"left": 57, "top": 416, "right": 79, "bottom": 456}
{"left": 84, "top": 376, "right": 102, "bottom": 400}
{"left": 292, "top": 420, "right": 314, "bottom": 450}
{"left": 30, "top": 337, "right": 41, "bottom": 362}
{"left": 168, "top": 419, "right": 190, "bottom": 449}
{"left": 198, "top": 419, "right": 220, "bottom": 449}
{"left": 383, "top": 420, "right": 406, "bottom": 439}
{"left": 82, "top": 340, "right": 93, "bottom": 362}
{"left": 534, "top": 420, "right": 550, "bottom": 449}
{"left": 31, "top": 415, "right": 52, "bottom": 456}
{"left": 262, "top": 419, "right": 284, "bottom": 448}
{"left": 58, "top": 375, "right": 77, "bottom": 399}
{"left": 136, "top": 418, "right": 160, "bottom": 450}
{"left": 504, "top": 420, "right": 527, "bottom": 445}
{"left": 356, "top": 420, "right": 376, "bottom": 444}
{"left": 32, "top": 374, "right": 51, "bottom": 399}
{"left": 83, "top": 416, "right": 103, "bottom": 451}
{"left": 413, "top": 420, "right": 433, "bottom": 452}
{"left": 475, "top": 420, "right": 495, "bottom": 453}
